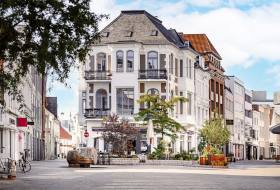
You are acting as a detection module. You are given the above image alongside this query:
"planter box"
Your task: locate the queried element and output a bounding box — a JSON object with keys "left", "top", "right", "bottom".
{"left": 210, "top": 155, "right": 227, "bottom": 166}
{"left": 199, "top": 156, "right": 208, "bottom": 165}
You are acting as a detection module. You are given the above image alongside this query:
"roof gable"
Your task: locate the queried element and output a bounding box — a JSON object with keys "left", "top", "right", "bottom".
{"left": 182, "top": 34, "right": 222, "bottom": 59}
{"left": 60, "top": 126, "right": 72, "bottom": 140}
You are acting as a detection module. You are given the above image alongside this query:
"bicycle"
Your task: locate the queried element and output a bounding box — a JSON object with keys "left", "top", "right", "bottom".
{"left": 0, "top": 147, "right": 12, "bottom": 175}
{"left": 18, "top": 151, "right": 31, "bottom": 173}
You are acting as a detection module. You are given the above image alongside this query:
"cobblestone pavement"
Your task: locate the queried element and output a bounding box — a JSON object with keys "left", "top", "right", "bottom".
{"left": 0, "top": 160, "right": 279, "bottom": 190}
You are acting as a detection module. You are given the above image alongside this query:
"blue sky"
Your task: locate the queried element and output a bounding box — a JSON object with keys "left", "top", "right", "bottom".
{"left": 48, "top": 0, "right": 280, "bottom": 118}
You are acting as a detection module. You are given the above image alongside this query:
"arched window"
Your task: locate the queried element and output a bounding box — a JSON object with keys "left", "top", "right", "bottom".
{"left": 96, "top": 89, "right": 107, "bottom": 110}
{"left": 126, "top": 50, "right": 134, "bottom": 72}
{"left": 116, "top": 50, "right": 124, "bottom": 72}
{"left": 147, "top": 51, "right": 158, "bottom": 70}
{"left": 97, "top": 53, "right": 106, "bottom": 71}
{"left": 147, "top": 88, "right": 159, "bottom": 95}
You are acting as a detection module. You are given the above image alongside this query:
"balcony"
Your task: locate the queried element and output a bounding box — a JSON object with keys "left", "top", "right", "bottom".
{"left": 84, "top": 70, "right": 111, "bottom": 80}
{"left": 84, "top": 108, "right": 110, "bottom": 119}
{"left": 138, "top": 69, "right": 167, "bottom": 80}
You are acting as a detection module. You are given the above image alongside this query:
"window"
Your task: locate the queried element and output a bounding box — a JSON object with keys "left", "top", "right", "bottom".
{"left": 180, "top": 135, "right": 184, "bottom": 153}
{"left": 117, "top": 88, "right": 134, "bottom": 115}
{"left": 151, "top": 30, "right": 158, "bottom": 36}
{"left": 187, "top": 92, "right": 192, "bottom": 115}
{"left": 126, "top": 50, "right": 134, "bottom": 72}
{"left": 116, "top": 50, "right": 124, "bottom": 72}
{"left": 125, "top": 31, "right": 133, "bottom": 37}
{"left": 96, "top": 89, "right": 108, "bottom": 110}
{"left": 97, "top": 53, "right": 106, "bottom": 71}
{"left": 89, "top": 84, "right": 94, "bottom": 93}
{"left": 147, "top": 51, "right": 158, "bottom": 70}
{"left": 147, "top": 88, "right": 159, "bottom": 95}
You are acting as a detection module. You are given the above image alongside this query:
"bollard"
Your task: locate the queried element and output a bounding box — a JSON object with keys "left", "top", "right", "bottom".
{"left": 8, "top": 160, "right": 16, "bottom": 180}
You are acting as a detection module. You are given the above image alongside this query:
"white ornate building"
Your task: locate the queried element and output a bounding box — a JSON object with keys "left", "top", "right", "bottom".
{"left": 78, "top": 10, "right": 212, "bottom": 154}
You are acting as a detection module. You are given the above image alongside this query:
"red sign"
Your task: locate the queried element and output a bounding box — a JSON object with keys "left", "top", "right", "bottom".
{"left": 84, "top": 130, "right": 89, "bottom": 138}
{"left": 17, "top": 118, "right": 27, "bottom": 127}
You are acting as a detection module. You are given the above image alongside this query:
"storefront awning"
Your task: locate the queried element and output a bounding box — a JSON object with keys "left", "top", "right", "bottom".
{"left": 270, "top": 123, "right": 280, "bottom": 134}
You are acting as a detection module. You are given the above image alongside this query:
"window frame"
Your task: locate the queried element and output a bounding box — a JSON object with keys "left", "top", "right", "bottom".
{"left": 147, "top": 51, "right": 158, "bottom": 70}
{"left": 126, "top": 50, "right": 134, "bottom": 72}
{"left": 116, "top": 50, "right": 124, "bottom": 72}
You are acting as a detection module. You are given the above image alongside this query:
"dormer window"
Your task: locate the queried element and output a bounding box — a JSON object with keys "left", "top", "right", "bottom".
{"left": 124, "top": 31, "right": 133, "bottom": 37}
{"left": 151, "top": 30, "right": 158, "bottom": 36}
{"left": 101, "top": 32, "right": 110, "bottom": 37}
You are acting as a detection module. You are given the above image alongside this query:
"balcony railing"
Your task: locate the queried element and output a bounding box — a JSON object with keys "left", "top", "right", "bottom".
{"left": 84, "top": 108, "right": 110, "bottom": 118}
{"left": 84, "top": 70, "right": 112, "bottom": 80}
{"left": 138, "top": 69, "right": 167, "bottom": 80}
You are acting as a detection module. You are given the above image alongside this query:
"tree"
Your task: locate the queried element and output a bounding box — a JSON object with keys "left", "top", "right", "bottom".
{"left": 102, "top": 115, "right": 139, "bottom": 157}
{"left": 0, "top": 0, "right": 107, "bottom": 106}
{"left": 199, "top": 117, "right": 230, "bottom": 151}
{"left": 136, "top": 94, "right": 187, "bottom": 140}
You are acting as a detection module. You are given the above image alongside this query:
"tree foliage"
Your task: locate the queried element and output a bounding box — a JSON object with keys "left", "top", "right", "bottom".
{"left": 0, "top": 0, "right": 106, "bottom": 105}
{"left": 136, "top": 94, "right": 187, "bottom": 140}
{"left": 102, "top": 115, "right": 139, "bottom": 157}
{"left": 199, "top": 117, "right": 230, "bottom": 149}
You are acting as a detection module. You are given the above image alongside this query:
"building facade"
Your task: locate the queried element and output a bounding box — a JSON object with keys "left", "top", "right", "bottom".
{"left": 227, "top": 76, "right": 245, "bottom": 160}
{"left": 194, "top": 60, "right": 210, "bottom": 152}
{"left": 45, "top": 108, "right": 60, "bottom": 160}
{"left": 224, "top": 79, "right": 234, "bottom": 155}
{"left": 78, "top": 10, "right": 214, "bottom": 154}
{"left": 0, "top": 66, "right": 45, "bottom": 161}
{"left": 244, "top": 89, "right": 257, "bottom": 160}
{"left": 253, "top": 91, "right": 280, "bottom": 158}
{"left": 182, "top": 34, "right": 225, "bottom": 118}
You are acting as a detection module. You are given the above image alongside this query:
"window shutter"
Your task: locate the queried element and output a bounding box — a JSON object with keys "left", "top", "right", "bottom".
{"left": 175, "top": 58, "right": 178, "bottom": 77}
{"left": 108, "top": 55, "right": 111, "bottom": 72}
{"left": 161, "top": 83, "right": 166, "bottom": 93}
{"left": 160, "top": 54, "right": 166, "bottom": 70}
{"left": 140, "top": 83, "right": 145, "bottom": 93}
{"left": 89, "top": 56, "right": 94, "bottom": 71}
{"left": 180, "top": 59, "right": 183, "bottom": 77}
{"left": 140, "top": 54, "right": 145, "bottom": 70}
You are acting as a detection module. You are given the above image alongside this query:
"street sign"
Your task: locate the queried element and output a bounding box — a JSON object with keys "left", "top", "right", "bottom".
{"left": 17, "top": 118, "right": 27, "bottom": 127}
{"left": 27, "top": 121, "right": 34, "bottom": 125}
{"left": 84, "top": 130, "right": 89, "bottom": 138}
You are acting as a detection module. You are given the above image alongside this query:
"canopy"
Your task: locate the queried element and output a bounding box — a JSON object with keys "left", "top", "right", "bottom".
{"left": 270, "top": 123, "right": 280, "bottom": 134}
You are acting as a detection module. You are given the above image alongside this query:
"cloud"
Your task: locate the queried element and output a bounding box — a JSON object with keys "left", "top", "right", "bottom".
{"left": 91, "top": 0, "right": 280, "bottom": 69}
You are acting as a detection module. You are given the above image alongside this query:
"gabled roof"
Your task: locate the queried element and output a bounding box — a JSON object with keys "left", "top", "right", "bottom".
{"left": 101, "top": 10, "right": 186, "bottom": 48}
{"left": 182, "top": 34, "right": 222, "bottom": 59}
{"left": 60, "top": 126, "right": 72, "bottom": 140}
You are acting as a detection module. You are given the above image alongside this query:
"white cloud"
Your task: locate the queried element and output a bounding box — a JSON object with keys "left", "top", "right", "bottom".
{"left": 186, "top": 0, "right": 223, "bottom": 7}
{"left": 91, "top": 0, "right": 280, "bottom": 69}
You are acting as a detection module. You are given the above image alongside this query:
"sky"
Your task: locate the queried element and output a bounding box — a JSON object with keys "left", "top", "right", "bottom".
{"left": 48, "top": 0, "right": 280, "bottom": 119}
